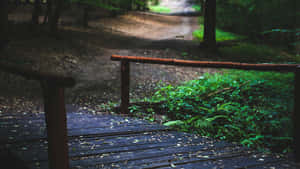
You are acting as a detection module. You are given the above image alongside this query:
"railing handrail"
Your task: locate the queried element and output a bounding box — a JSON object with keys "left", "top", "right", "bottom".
{"left": 111, "top": 55, "right": 299, "bottom": 72}
{"left": 0, "top": 61, "right": 76, "bottom": 87}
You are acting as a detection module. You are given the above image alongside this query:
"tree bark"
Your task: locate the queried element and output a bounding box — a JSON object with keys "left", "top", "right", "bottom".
{"left": 200, "top": 0, "right": 205, "bottom": 15}
{"left": 0, "top": 0, "right": 9, "bottom": 49}
{"left": 32, "top": 0, "right": 41, "bottom": 25}
{"left": 49, "top": 0, "right": 63, "bottom": 34}
{"left": 83, "top": 6, "right": 89, "bottom": 28}
{"left": 203, "top": 0, "right": 216, "bottom": 48}
{"left": 43, "top": 0, "right": 52, "bottom": 24}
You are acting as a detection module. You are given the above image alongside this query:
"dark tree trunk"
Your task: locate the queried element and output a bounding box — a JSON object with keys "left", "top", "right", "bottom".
{"left": 200, "top": 0, "right": 205, "bottom": 15}
{"left": 32, "top": 0, "right": 41, "bottom": 25}
{"left": 0, "top": 0, "right": 9, "bottom": 49}
{"left": 83, "top": 6, "right": 89, "bottom": 28}
{"left": 43, "top": 0, "right": 52, "bottom": 24}
{"left": 203, "top": 0, "right": 216, "bottom": 48}
{"left": 49, "top": 0, "right": 63, "bottom": 34}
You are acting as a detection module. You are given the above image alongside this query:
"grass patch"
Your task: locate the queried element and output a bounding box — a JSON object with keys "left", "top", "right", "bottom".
{"left": 149, "top": 5, "right": 171, "bottom": 13}
{"left": 193, "top": 27, "right": 245, "bottom": 42}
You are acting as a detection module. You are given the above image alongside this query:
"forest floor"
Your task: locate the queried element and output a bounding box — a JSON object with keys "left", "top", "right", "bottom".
{"left": 0, "top": 5, "right": 220, "bottom": 114}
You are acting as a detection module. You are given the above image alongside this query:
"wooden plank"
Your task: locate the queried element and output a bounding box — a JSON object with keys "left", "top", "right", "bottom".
{"left": 247, "top": 161, "right": 299, "bottom": 169}
{"left": 91, "top": 145, "right": 246, "bottom": 169}
{"left": 153, "top": 153, "right": 287, "bottom": 169}
{"left": 0, "top": 112, "right": 163, "bottom": 144}
{"left": 121, "top": 60, "right": 130, "bottom": 114}
{"left": 111, "top": 55, "right": 299, "bottom": 72}
{"left": 0, "top": 112, "right": 151, "bottom": 130}
{"left": 71, "top": 145, "right": 247, "bottom": 168}
{"left": 43, "top": 83, "right": 69, "bottom": 169}
{"left": 70, "top": 141, "right": 243, "bottom": 168}
{"left": 0, "top": 148, "right": 30, "bottom": 169}
{"left": 11, "top": 131, "right": 219, "bottom": 162}
{"left": 0, "top": 124, "right": 169, "bottom": 144}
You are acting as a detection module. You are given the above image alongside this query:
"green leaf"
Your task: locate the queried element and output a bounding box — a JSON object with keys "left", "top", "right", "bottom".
{"left": 163, "top": 120, "right": 184, "bottom": 126}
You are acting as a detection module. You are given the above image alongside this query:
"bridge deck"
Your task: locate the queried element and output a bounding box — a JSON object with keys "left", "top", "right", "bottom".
{"left": 0, "top": 110, "right": 297, "bottom": 169}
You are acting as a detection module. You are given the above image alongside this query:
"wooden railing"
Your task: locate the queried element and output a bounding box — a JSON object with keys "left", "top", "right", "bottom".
{"left": 111, "top": 54, "right": 300, "bottom": 162}
{"left": 0, "top": 62, "right": 75, "bottom": 169}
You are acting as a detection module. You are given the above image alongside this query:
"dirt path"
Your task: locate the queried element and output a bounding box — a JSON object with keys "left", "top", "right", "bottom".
{"left": 69, "top": 12, "right": 212, "bottom": 103}
{"left": 0, "top": 6, "right": 217, "bottom": 111}
{"left": 159, "top": 0, "right": 198, "bottom": 14}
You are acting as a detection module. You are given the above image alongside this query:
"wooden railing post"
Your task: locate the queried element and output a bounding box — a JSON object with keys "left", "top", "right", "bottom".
{"left": 121, "top": 60, "right": 130, "bottom": 114}
{"left": 295, "top": 66, "right": 300, "bottom": 162}
{"left": 42, "top": 81, "right": 69, "bottom": 169}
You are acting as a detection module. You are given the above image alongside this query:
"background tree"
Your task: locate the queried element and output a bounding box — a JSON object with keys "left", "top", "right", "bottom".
{"left": 203, "top": 0, "right": 216, "bottom": 48}
{"left": 0, "top": 0, "right": 9, "bottom": 49}
{"left": 199, "top": 0, "right": 204, "bottom": 15}
{"left": 49, "top": 0, "right": 63, "bottom": 34}
{"left": 32, "top": 0, "right": 42, "bottom": 26}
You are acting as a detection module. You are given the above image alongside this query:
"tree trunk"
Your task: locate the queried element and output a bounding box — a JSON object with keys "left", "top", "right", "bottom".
{"left": 203, "top": 0, "right": 216, "bottom": 48}
{"left": 200, "top": 0, "right": 205, "bottom": 15}
{"left": 32, "top": 0, "right": 41, "bottom": 25}
{"left": 49, "top": 0, "right": 63, "bottom": 34}
{"left": 43, "top": 0, "right": 52, "bottom": 24}
{"left": 0, "top": 0, "right": 9, "bottom": 49}
{"left": 83, "top": 6, "right": 89, "bottom": 28}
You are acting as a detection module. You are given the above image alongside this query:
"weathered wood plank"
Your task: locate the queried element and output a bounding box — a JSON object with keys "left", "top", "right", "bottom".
{"left": 11, "top": 131, "right": 226, "bottom": 163}
{"left": 70, "top": 143, "right": 245, "bottom": 168}
{"left": 154, "top": 154, "right": 289, "bottom": 169}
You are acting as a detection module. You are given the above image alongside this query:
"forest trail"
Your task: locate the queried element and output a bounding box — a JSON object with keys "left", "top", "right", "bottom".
{"left": 0, "top": 1, "right": 215, "bottom": 109}
{"left": 159, "top": 0, "right": 198, "bottom": 14}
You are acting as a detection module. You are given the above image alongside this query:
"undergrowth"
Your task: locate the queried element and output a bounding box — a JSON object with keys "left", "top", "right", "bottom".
{"left": 193, "top": 27, "right": 245, "bottom": 42}
{"left": 129, "top": 70, "right": 294, "bottom": 153}
{"left": 218, "top": 42, "right": 300, "bottom": 63}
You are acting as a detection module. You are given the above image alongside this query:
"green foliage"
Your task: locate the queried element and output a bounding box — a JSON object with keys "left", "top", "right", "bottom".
{"left": 148, "top": 5, "right": 171, "bottom": 13}
{"left": 193, "top": 27, "right": 245, "bottom": 42}
{"left": 153, "top": 70, "right": 294, "bottom": 152}
{"left": 191, "top": 5, "right": 201, "bottom": 12}
{"left": 216, "top": 0, "right": 299, "bottom": 42}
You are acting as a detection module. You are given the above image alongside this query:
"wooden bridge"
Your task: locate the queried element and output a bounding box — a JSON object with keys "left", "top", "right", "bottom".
{"left": 0, "top": 110, "right": 297, "bottom": 169}
{"left": 0, "top": 57, "right": 299, "bottom": 169}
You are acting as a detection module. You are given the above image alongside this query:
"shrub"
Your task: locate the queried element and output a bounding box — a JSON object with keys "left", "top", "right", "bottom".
{"left": 152, "top": 70, "right": 294, "bottom": 152}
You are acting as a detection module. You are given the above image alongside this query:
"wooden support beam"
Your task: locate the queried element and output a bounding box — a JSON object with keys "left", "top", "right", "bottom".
{"left": 121, "top": 60, "right": 130, "bottom": 114}
{"left": 295, "top": 66, "right": 300, "bottom": 162}
{"left": 42, "top": 82, "right": 69, "bottom": 169}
